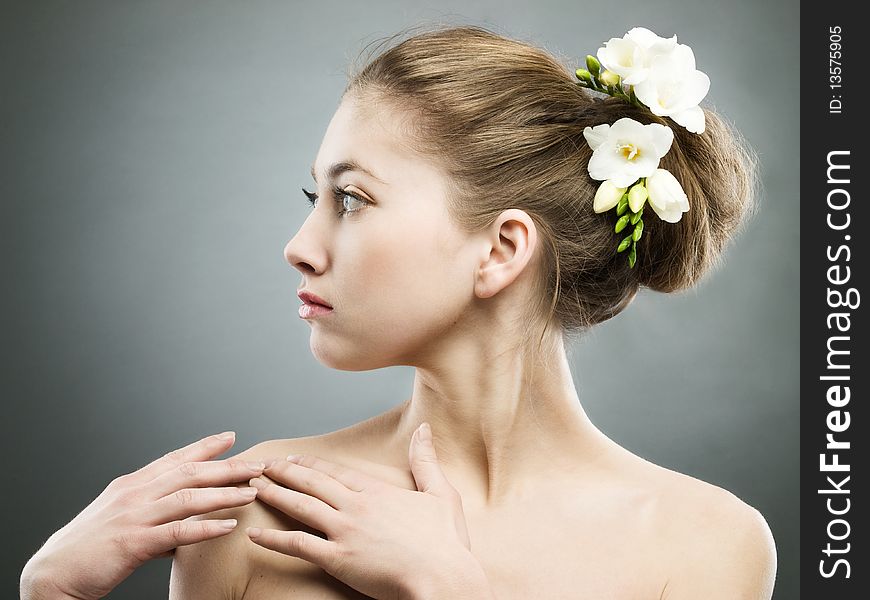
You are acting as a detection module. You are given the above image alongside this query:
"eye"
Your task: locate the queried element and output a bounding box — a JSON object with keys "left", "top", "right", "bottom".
{"left": 301, "top": 186, "right": 370, "bottom": 217}
{"left": 334, "top": 186, "right": 369, "bottom": 216}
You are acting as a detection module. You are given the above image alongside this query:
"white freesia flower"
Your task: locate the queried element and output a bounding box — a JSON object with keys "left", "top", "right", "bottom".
{"left": 596, "top": 27, "right": 677, "bottom": 86}
{"left": 646, "top": 168, "right": 690, "bottom": 223}
{"left": 633, "top": 44, "right": 710, "bottom": 134}
{"left": 593, "top": 180, "right": 626, "bottom": 213}
{"left": 583, "top": 117, "right": 674, "bottom": 187}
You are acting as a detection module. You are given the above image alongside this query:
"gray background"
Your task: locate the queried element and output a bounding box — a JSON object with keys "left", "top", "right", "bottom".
{"left": 2, "top": 1, "right": 798, "bottom": 598}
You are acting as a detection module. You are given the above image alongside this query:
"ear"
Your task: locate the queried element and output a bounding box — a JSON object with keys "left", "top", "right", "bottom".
{"left": 475, "top": 209, "right": 538, "bottom": 299}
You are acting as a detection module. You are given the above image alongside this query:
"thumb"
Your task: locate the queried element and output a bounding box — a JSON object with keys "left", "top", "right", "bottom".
{"left": 409, "top": 423, "right": 452, "bottom": 497}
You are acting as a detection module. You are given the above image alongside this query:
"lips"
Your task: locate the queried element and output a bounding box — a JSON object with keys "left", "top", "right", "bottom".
{"left": 297, "top": 290, "right": 333, "bottom": 309}
{"left": 299, "top": 303, "right": 332, "bottom": 319}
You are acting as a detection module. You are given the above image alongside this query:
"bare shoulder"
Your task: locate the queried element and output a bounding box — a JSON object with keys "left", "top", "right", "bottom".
{"left": 170, "top": 419, "right": 396, "bottom": 600}
{"left": 641, "top": 465, "right": 778, "bottom": 600}
{"left": 167, "top": 437, "right": 311, "bottom": 600}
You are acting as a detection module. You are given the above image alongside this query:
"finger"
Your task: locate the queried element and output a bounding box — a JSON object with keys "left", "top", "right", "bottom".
{"left": 144, "top": 486, "right": 259, "bottom": 525}
{"left": 149, "top": 516, "right": 240, "bottom": 553}
{"left": 128, "top": 432, "right": 238, "bottom": 485}
{"left": 409, "top": 423, "right": 455, "bottom": 498}
{"left": 250, "top": 475, "right": 341, "bottom": 537}
{"left": 146, "top": 457, "right": 268, "bottom": 499}
{"left": 265, "top": 454, "right": 375, "bottom": 509}
{"left": 246, "top": 526, "right": 336, "bottom": 568}
{"left": 264, "top": 460, "right": 355, "bottom": 510}
{"left": 281, "top": 454, "right": 374, "bottom": 493}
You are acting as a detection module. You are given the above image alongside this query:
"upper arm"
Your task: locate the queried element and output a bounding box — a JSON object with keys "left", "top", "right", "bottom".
{"left": 169, "top": 508, "right": 248, "bottom": 600}
{"left": 662, "top": 494, "right": 777, "bottom": 600}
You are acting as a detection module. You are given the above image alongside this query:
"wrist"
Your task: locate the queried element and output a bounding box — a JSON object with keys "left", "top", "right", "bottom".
{"left": 20, "top": 557, "right": 80, "bottom": 600}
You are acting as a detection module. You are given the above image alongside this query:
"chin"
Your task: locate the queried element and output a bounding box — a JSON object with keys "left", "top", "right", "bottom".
{"left": 308, "top": 335, "right": 400, "bottom": 372}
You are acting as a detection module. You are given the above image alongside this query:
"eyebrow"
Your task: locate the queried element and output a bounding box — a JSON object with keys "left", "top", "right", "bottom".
{"left": 310, "top": 160, "right": 386, "bottom": 185}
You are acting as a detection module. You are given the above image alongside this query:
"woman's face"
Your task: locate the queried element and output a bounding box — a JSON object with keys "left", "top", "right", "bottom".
{"left": 284, "top": 96, "right": 484, "bottom": 371}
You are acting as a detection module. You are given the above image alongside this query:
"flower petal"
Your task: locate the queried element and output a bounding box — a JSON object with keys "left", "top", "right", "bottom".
{"left": 667, "top": 43, "right": 697, "bottom": 73}
{"left": 646, "top": 123, "right": 675, "bottom": 158}
{"left": 583, "top": 124, "right": 611, "bottom": 150}
{"left": 608, "top": 116, "right": 642, "bottom": 137}
{"left": 626, "top": 27, "right": 677, "bottom": 51}
{"left": 587, "top": 146, "right": 627, "bottom": 182}
{"left": 650, "top": 203, "right": 685, "bottom": 223}
{"left": 681, "top": 69, "right": 710, "bottom": 108}
{"left": 632, "top": 79, "right": 671, "bottom": 116}
{"left": 621, "top": 66, "right": 649, "bottom": 86}
{"left": 610, "top": 168, "right": 645, "bottom": 188}
{"left": 597, "top": 38, "right": 647, "bottom": 84}
{"left": 626, "top": 153, "right": 662, "bottom": 181}
{"left": 671, "top": 105, "right": 706, "bottom": 134}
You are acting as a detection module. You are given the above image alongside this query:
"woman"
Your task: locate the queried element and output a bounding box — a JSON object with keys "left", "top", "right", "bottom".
{"left": 22, "top": 24, "right": 777, "bottom": 600}
{"left": 171, "top": 24, "right": 776, "bottom": 599}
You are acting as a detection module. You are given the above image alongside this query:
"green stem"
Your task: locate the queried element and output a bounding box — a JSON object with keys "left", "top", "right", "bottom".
{"left": 576, "top": 79, "right": 645, "bottom": 110}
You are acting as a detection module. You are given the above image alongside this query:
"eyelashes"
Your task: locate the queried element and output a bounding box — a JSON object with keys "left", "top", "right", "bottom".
{"left": 302, "top": 187, "right": 318, "bottom": 204}
{"left": 301, "top": 185, "right": 369, "bottom": 217}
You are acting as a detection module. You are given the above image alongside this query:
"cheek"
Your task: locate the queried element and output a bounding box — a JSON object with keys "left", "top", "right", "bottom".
{"left": 324, "top": 216, "right": 469, "bottom": 363}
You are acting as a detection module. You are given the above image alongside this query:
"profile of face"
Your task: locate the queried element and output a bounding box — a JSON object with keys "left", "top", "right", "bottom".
{"left": 285, "top": 95, "right": 528, "bottom": 371}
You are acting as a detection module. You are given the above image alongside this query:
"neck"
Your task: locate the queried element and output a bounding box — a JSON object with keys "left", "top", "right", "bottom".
{"left": 392, "top": 327, "right": 614, "bottom": 509}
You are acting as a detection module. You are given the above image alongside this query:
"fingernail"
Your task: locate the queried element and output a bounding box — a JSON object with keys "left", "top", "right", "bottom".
{"left": 219, "top": 519, "right": 237, "bottom": 529}
{"left": 286, "top": 454, "right": 301, "bottom": 463}
{"left": 247, "top": 527, "right": 262, "bottom": 538}
{"left": 239, "top": 487, "right": 257, "bottom": 498}
{"left": 246, "top": 461, "right": 265, "bottom": 471}
{"left": 263, "top": 458, "right": 279, "bottom": 469}
{"left": 249, "top": 477, "right": 266, "bottom": 489}
{"left": 216, "top": 431, "right": 235, "bottom": 441}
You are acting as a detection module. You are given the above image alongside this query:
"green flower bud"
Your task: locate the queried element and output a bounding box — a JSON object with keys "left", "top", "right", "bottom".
{"left": 575, "top": 68, "right": 592, "bottom": 83}
{"left": 615, "top": 214, "right": 630, "bottom": 233}
{"left": 632, "top": 219, "right": 644, "bottom": 241}
{"left": 617, "top": 234, "right": 633, "bottom": 253}
{"left": 616, "top": 194, "right": 629, "bottom": 216}
{"left": 585, "top": 55, "right": 601, "bottom": 77}
{"left": 628, "top": 243, "right": 637, "bottom": 268}
{"left": 599, "top": 69, "right": 621, "bottom": 87}
{"left": 630, "top": 209, "right": 643, "bottom": 225}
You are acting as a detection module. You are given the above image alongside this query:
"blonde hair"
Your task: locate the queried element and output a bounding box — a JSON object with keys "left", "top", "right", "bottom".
{"left": 342, "top": 24, "right": 758, "bottom": 350}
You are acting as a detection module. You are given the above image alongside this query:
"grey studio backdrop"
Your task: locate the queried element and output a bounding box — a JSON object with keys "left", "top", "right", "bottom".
{"left": 1, "top": 1, "right": 798, "bottom": 598}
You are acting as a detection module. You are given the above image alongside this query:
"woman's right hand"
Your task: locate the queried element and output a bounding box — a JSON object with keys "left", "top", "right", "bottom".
{"left": 20, "top": 431, "right": 273, "bottom": 600}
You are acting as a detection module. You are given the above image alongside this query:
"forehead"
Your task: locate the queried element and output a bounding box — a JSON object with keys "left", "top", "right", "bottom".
{"left": 312, "top": 97, "right": 446, "bottom": 192}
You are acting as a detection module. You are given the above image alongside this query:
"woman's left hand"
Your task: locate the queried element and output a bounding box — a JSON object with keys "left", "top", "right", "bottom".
{"left": 245, "top": 422, "right": 491, "bottom": 600}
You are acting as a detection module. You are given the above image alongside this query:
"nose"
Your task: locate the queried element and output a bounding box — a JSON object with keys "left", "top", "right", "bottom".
{"left": 284, "top": 223, "right": 325, "bottom": 276}
{"left": 284, "top": 236, "right": 312, "bottom": 273}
